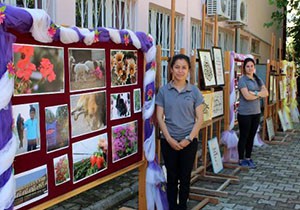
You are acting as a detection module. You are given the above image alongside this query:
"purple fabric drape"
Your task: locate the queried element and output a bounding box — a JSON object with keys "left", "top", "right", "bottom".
{"left": 0, "top": 3, "right": 32, "bottom": 33}
{"left": 0, "top": 103, "right": 13, "bottom": 150}
{"left": 0, "top": 166, "right": 12, "bottom": 188}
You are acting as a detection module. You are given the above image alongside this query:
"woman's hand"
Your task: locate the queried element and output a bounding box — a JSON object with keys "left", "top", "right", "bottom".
{"left": 167, "top": 137, "right": 184, "bottom": 150}
{"left": 179, "top": 139, "right": 191, "bottom": 148}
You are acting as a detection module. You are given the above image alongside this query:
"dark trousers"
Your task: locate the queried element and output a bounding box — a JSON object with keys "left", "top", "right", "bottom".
{"left": 27, "top": 139, "right": 37, "bottom": 151}
{"left": 237, "top": 114, "right": 260, "bottom": 160}
{"left": 161, "top": 138, "right": 197, "bottom": 210}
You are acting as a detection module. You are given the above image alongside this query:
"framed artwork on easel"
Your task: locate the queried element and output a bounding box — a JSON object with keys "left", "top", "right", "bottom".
{"left": 212, "top": 47, "right": 225, "bottom": 86}
{"left": 266, "top": 117, "right": 275, "bottom": 141}
{"left": 197, "top": 49, "right": 217, "bottom": 89}
{"left": 212, "top": 90, "right": 224, "bottom": 118}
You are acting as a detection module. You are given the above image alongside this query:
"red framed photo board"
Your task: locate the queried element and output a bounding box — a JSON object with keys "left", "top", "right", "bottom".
{"left": 10, "top": 30, "right": 145, "bottom": 210}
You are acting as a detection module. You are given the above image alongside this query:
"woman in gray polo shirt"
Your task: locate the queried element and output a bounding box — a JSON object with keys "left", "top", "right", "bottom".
{"left": 237, "top": 57, "right": 268, "bottom": 168}
{"left": 156, "top": 54, "right": 204, "bottom": 210}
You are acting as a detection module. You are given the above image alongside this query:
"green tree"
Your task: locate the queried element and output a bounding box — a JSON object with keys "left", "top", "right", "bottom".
{"left": 266, "top": 0, "right": 300, "bottom": 70}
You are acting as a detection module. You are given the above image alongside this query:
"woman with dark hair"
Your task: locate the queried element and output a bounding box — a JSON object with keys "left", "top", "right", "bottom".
{"left": 156, "top": 54, "right": 204, "bottom": 210}
{"left": 237, "top": 57, "right": 268, "bottom": 168}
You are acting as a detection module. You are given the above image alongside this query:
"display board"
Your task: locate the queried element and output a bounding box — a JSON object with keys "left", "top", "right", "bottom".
{"left": 11, "top": 31, "right": 144, "bottom": 210}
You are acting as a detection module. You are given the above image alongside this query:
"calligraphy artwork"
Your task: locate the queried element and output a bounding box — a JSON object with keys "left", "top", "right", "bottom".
{"left": 266, "top": 117, "right": 275, "bottom": 141}
{"left": 197, "top": 49, "right": 216, "bottom": 89}
{"left": 212, "top": 47, "right": 225, "bottom": 86}
{"left": 212, "top": 90, "right": 224, "bottom": 118}
{"left": 208, "top": 137, "right": 223, "bottom": 173}
{"left": 202, "top": 91, "right": 214, "bottom": 122}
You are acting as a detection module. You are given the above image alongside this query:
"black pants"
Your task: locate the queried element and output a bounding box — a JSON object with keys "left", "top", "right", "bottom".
{"left": 237, "top": 114, "right": 260, "bottom": 160}
{"left": 161, "top": 138, "right": 197, "bottom": 210}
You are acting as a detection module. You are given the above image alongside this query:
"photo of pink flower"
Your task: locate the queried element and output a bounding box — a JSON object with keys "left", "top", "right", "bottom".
{"left": 112, "top": 121, "right": 138, "bottom": 162}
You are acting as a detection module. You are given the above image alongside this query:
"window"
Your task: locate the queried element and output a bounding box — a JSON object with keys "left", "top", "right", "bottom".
{"left": 190, "top": 20, "right": 201, "bottom": 86}
{"left": 1, "top": 0, "right": 56, "bottom": 21}
{"left": 218, "top": 30, "right": 234, "bottom": 52}
{"left": 204, "top": 24, "right": 213, "bottom": 50}
{"left": 251, "top": 39, "right": 260, "bottom": 54}
{"left": 191, "top": 20, "right": 201, "bottom": 52}
{"left": 76, "top": 0, "right": 136, "bottom": 30}
{"left": 149, "top": 7, "right": 183, "bottom": 85}
{"left": 240, "top": 36, "right": 249, "bottom": 54}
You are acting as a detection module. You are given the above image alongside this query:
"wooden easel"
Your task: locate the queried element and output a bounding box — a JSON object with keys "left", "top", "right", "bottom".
{"left": 188, "top": 6, "right": 241, "bottom": 207}
{"left": 262, "top": 34, "right": 289, "bottom": 144}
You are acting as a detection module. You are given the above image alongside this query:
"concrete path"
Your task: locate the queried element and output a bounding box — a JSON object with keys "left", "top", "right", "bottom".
{"left": 48, "top": 124, "right": 300, "bottom": 210}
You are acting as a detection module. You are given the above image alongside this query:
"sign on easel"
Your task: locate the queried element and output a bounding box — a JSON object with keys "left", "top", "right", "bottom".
{"left": 266, "top": 117, "right": 275, "bottom": 141}
{"left": 208, "top": 137, "right": 223, "bottom": 173}
{"left": 278, "top": 110, "right": 288, "bottom": 131}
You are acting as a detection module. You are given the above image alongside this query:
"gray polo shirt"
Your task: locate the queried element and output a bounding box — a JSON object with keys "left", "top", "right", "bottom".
{"left": 238, "top": 75, "right": 264, "bottom": 115}
{"left": 155, "top": 81, "right": 204, "bottom": 141}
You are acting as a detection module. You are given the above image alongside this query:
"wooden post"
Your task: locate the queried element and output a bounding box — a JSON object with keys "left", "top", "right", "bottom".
{"left": 156, "top": 45, "right": 162, "bottom": 93}
{"left": 224, "top": 52, "right": 231, "bottom": 131}
{"left": 168, "top": 0, "right": 176, "bottom": 82}
{"left": 170, "top": 0, "right": 175, "bottom": 58}
{"left": 180, "top": 48, "right": 186, "bottom": 54}
{"left": 190, "top": 49, "right": 196, "bottom": 85}
{"left": 138, "top": 160, "right": 147, "bottom": 209}
{"left": 214, "top": 14, "right": 218, "bottom": 46}
{"left": 156, "top": 45, "right": 162, "bottom": 163}
{"left": 201, "top": 4, "right": 206, "bottom": 49}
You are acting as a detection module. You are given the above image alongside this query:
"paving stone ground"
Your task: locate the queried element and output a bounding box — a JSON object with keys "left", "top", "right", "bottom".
{"left": 49, "top": 123, "right": 300, "bottom": 210}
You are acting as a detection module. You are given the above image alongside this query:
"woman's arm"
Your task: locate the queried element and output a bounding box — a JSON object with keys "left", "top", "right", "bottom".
{"left": 240, "top": 87, "right": 259, "bottom": 100}
{"left": 257, "top": 85, "right": 269, "bottom": 98}
{"left": 156, "top": 105, "right": 183, "bottom": 150}
{"left": 179, "top": 104, "right": 204, "bottom": 147}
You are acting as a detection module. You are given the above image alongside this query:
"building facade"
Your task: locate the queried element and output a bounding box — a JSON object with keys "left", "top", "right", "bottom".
{"left": 2, "top": 0, "right": 283, "bottom": 78}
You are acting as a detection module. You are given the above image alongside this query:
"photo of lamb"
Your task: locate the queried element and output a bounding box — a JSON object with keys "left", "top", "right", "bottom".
{"left": 70, "top": 90, "right": 107, "bottom": 137}
{"left": 110, "top": 50, "right": 138, "bottom": 87}
{"left": 69, "top": 48, "right": 106, "bottom": 92}
{"left": 111, "top": 92, "right": 131, "bottom": 120}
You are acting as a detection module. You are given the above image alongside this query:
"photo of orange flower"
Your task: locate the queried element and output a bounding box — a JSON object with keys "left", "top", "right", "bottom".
{"left": 13, "top": 43, "right": 64, "bottom": 95}
{"left": 110, "top": 50, "right": 138, "bottom": 87}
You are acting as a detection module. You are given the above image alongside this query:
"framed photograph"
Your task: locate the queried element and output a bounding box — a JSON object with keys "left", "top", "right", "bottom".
{"left": 197, "top": 49, "right": 216, "bottom": 89}
{"left": 212, "top": 90, "right": 224, "bottom": 118}
{"left": 279, "top": 80, "right": 284, "bottom": 101}
{"left": 278, "top": 110, "right": 287, "bottom": 132}
{"left": 12, "top": 103, "right": 41, "bottom": 156}
{"left": 266, "top": 117, "right": 275, "bottom": 141}
{"left": 133, "top": 88, "right": 142, "bottom": 113}
{"left": 70, "top": 90, "right": 107, "bottom": 137}
{"left": 212, "top": 47, "right": 225, "bottom": 86}
{"left": 269, "top": 74, "right": 276, "bottom": 104}
{"left": 208, "top": 137, "right": 223, "bottom": 173}
{"left": 111, "top": 50, "right": 138, "bottom": 87}
{"left": 14, "top": 165, "right": 48, "bottom": 209}
{"left": 112, "top": 121, "right": 138, "bottom": 162}
{"left": 45, "top": 104, "right": 69, "bottom": 153}
{"left": 13, "top": 43, "right": 64, "bottom": 96}
{"left": 110, "top": 92, "right": 131, "bottom": 120}
{"left": 53, "top": 154, "right": 70, "bottom": 186}
{"left": 202, "top": 91, "right": 214, "bottom": 122}
{"left": 68, "top": 48, "right": 106, "bottom": 92}
{"left": 72, "top": 133, "right": 108, "bottom": 183}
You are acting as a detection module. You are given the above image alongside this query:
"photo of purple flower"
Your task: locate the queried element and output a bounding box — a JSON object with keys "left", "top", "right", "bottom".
{"left": 112, "top": 121, "right": 138, "bottom": 162}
